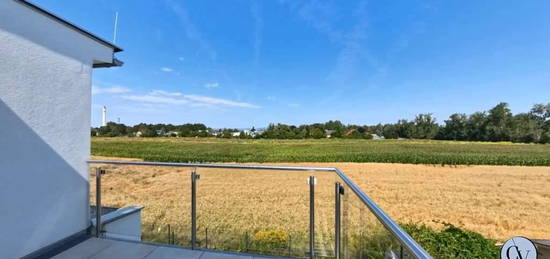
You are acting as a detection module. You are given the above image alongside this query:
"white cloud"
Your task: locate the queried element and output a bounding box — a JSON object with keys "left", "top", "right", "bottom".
{"left": 161, "top": 67, "right": 174, "bottom": 72}
{"left": 184, "top": 94, "right": 260, "bottom": 108}
{"left": 204, "top": 82, "right": 219, "bottom": 89}
{"left": 122, "top": 94, "right": 189, "bottom": 105}
{"left": 178, "top": 57, "right": 185, "bottom": 61}
{"left": 122, "top": 90, "right": 259, "bottom": 109}
{"left": 92, "top": 85, "right": 132, "bottom": 95}
{"left": 150, "top": 90, "right": 182, "bottom": 96}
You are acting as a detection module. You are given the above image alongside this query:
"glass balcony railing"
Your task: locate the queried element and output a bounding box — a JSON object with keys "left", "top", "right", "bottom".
{"left": 89, "top": 160, "right": 432, "bottom": 259}
{"left": 196, "top": 167, "right": 321, "bottom": 257}
{"left": 89, "top": 163, "right": 192, "bottom": 246}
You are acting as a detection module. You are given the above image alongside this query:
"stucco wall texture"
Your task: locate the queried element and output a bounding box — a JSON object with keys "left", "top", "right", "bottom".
{"left": 0, "top": 1, "right": 117, "bottom": 258}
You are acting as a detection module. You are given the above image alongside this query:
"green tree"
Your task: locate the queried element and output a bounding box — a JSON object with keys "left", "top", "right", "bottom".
{"left": 239, "top": 130, "right": 251, "bottom": 139}
{"left": 323, "top": 120, "right": 345, "bottom": 138}
{"left": 107, "top": 122, "right": 128, "bottom": 137}
{"left": 532, "top": 103, "right": 550, "bottom": 144}
{"left": 372, "top": 124, "right": 384, "bottom": 136}
{"left": 396, "top": 119, "right": 415, "bottom": 138}
{"left": 531, "top": 103, "right": 550, "bottom": 132}
{"left": 440, "top": 113, "right": 468, "bottom": 140}
{"left": 140, "top": 128, "right": 157, "bottom": 137}
{"left": 296, "top": 127, "right": 308, "bottom": 138}
{"left": 262, "top": 124, "right": 296, "bottom": 139}
{"left": 221, "top": 129, "right": 233, "bottom": 138}
{"left": 382, "top": 124, "right": 399, "bottom": 139}
{"left": 346, "top": 129, "right": 362, "bottom": 139}
{"left": 332, "top": 127, "right": 344, "bottom": 138}
{"left": 486, "top": 102, "right": 513, "bottom": 141}
{"left": 541, "top": 131, "right": 550, "bottom": 144}
{"left": 511, "top": 113, "right": 541, "bottom": 143}
{"left": 466, "top": 112, "right": 488, "bottom": 141}
{"left": 412, "top": 114, "right": 439, "bottom": 139}
{"left": 90, "top": 127, "right": 98, "bottom": 137}
{"left": 309, "top": 128, "right": 325, "bottom": 139}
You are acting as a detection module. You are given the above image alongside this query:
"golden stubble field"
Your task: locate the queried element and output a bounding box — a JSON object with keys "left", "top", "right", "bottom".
{"left": 90, "top": 157, "right": 550, "bottom": 248}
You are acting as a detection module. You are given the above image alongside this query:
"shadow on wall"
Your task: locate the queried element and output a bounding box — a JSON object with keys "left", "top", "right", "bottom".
{"left": 0, "top": 99, "right": 89, "bottom": 259}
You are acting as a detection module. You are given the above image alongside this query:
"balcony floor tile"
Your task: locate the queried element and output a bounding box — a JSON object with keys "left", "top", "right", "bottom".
{"left": 53, "top": 237, "right": 289, "bottom": 259}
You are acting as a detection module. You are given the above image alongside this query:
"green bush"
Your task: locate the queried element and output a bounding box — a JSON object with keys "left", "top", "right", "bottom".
{"left": 252, "top": 228, "right": 289, "bottom": 250}
{"left": 348, "top": 228, "right": 401, "bottom": 259}
{"left": 402, "top": 223, "right": 499, "bottom": 259}
{"left": 541, "top": 131, "right": 550, "bottom": 144}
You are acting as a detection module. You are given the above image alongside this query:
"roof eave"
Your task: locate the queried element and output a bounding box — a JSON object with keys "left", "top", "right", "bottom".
{"left": 93, "top": 58, "right": 124, "bottom": 68}
{"left": 15, "top": 0, "right": 123, "bottom": 53}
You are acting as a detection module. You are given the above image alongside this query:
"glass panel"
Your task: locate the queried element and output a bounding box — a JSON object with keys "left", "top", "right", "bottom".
{"left": 402, "top": 246, "right": 417, "bottom": 259}
{"left": 195, "top": 167, "right": 328, "bottom": 257}
{"left": 341, "top": 181, "right": 401, "bottom": 259}
{"left": 89, "top": 163, "right": 191, "bottom": 246}
{"left": 88, "top": 162, "right": 427, "bottom": 258}
{"left": 313, "top": 171, "right": 337, "bottom": 258}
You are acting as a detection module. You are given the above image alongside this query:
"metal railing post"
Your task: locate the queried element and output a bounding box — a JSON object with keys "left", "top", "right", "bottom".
{"left": 95, "top": 167, "right": 103, "bottom": 238}
{"left": 335, "top": 182, "right": 343, "bottom": 259}
{"left": 191, "top": 169, "right": 199, "bottom": 249}
{"left": 309, "top": 176, "right": 315, "bottom": 259}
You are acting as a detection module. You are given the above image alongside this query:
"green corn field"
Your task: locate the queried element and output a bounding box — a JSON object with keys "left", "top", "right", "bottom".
{"left": 91, "top": 137, "right": 550, "bottom": 166}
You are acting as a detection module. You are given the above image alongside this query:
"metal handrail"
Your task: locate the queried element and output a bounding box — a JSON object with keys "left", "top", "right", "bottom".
{"left": 87, "top": 159, "right": 432, "bottom": 259}
{"left": 89, "top": 159, "right": 336, "bottom": 172}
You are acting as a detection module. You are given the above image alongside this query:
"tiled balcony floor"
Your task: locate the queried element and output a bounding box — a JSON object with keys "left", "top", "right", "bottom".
{"left": 52, "top": 237, "right": 288, "bottom": 259}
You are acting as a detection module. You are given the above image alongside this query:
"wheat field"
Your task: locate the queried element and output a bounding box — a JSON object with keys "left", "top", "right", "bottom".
{"left": 90, "top": 157, "right": 550, "bottom": 255}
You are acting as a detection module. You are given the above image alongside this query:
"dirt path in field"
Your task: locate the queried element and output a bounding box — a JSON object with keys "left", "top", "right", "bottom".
{"left": 91, "top": 156, "right": 550, "bottom": 241}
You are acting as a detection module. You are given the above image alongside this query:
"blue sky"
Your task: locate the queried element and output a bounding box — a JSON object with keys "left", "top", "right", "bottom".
{"left": 34, "top": 0, "right": 550, "bottom": 128}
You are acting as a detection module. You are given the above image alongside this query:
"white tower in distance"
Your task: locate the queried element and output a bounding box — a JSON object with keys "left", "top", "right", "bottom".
{"left": 101, "top": 106, "right": 107, "bottom": 126}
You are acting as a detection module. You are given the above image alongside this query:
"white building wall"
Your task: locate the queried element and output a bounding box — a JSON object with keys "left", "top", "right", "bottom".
{"left": 0, "top": 1, "right": 117, "bottom": 258}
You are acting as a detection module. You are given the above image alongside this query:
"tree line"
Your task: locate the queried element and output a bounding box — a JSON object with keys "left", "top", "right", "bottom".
{"left": 92, "top": 123, "right": 212, "bottom": 137}
{"left": 92, "top": 102, "right": 550, "bottom": 144}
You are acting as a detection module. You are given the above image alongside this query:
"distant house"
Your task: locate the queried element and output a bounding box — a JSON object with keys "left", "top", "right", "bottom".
{"left": 155, "top": 129, "right": 166, "bottom": 136}
{"left": 166, "top": 131, "right": 179, "bottom": 137}
{"left": 345, "top": 129, "right": 357, "bottom": 136}
{"left": 255, "top": 130, "right": 265, "bottom": 136}
{"left": 135, "top": 131, "right": 143, "bottom": 137}
{"left": 212, "top": 130, "right": 230, "bottom": 137}
{"left": 325, "top": 129, "right": 335, "bottom": 138}
{"left": 345, "top": 129, "right": 382, "bottom": 139}
{"left": 231, "top": 131, "right": 241, "bottom": 137}
{"left": 242, "top": 129, "right": 260, "bottom": 138}
{"left": 371, "top": 134, "right": 385, "bottom": 140}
